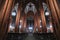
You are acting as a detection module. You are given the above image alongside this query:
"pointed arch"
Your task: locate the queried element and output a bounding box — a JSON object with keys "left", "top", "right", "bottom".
{"left": 24, "top": 2, "right": 37, "bottom": 14}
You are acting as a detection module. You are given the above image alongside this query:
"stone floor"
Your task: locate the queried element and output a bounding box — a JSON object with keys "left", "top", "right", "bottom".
{"left": 6, "top": 33, "right": 57, "bottom": 40}
{"left": 24, "top": 33, "right": 36, "bottom": 40}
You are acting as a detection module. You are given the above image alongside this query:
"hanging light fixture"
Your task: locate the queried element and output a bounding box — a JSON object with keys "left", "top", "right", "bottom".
{"left": 45, "top": 12, "right": 49, "bottom": 16}
{"left": 11, "top": 12, "right": 16, "bottom": 16}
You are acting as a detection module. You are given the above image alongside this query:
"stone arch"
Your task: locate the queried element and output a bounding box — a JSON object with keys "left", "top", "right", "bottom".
{"left": 24, "top": 2, "right": 37, "bottom": 14}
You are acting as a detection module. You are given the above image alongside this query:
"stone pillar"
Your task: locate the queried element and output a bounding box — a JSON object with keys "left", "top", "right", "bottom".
{"left": 0, "top": 0, "right": 5, "bottom": 11}
{"left": 15, "top": 4, "right": 21, "bottom": 33}
{"left": 34, "top": 14, "right": 36, "bottom": 32}
{"left": 0, "top": 0, "right": 9, "bottom": 27}
{"left": 39, "top": 3, "right": 47, "bottom": 33}
{"left": 53, "top": 0, "right": 60, "bottom": 21}
{"left": 20, "top": 16, "right": 24, "bottom": 32}
{"left": 0, "top": 0, "right": 14, "bottom": 40}
{"left": 8, "top": 16, "right": 12, "bottom": 32}
{"left": 46, "top": 0, "right": 60, "bottom": 39}
{"left": 23, "top": 14, "right": 26, "bottom": 32}
{"left": 36, "top": 14, "right": 41, "bottom": 32}
{"left": 0, "top": 0, "right": 2, "bottom": 6}
{"left": 49, "top": 16, "right": 53, "bottom": 33}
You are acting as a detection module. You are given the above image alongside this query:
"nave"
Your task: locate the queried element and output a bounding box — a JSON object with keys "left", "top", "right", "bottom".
{"left": 0, "top": 0, "right": 60, "bottom": 40}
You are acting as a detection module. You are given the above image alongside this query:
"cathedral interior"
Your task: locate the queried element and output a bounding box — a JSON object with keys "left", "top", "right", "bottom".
{"left": 0, "top": 0, "right": 60, "bottom": 40}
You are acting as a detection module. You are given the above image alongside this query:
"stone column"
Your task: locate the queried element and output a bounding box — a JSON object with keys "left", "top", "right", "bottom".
{"left": 53, "top": 0, "right": 60, "bottom": 21}
{"left": 34, "top": 14, "right": 37, "bottom": 32}
{"left": 49, "top": 0, "right": 60, "bottom": 31}
{"left": 7, "top": 16, "right": 12, "bottom": 32}
{"left": 15, "top": 4, "right": 21, "bottom": 33}
{"left": 0, "top": 0, "right": 5, "bottom": 11}
{"left": 0, "top": 0, "right": 14, "bottom": 40}
{"left": 36, "top": 14, "right": 41, "bottom": 32}
{"left": 46, "top": 0, "right": 60, "bottom": 39}
{"left": 0, "top": 0, "right": 9, "bottom": 27}
{"left": 49, "top": 16, "right": 53, "bottom": 33}
{"left": 39, "top": 3, "right": 47, "bottom": 33}
{"left": 23, "top": 14, "right": 26, "bottom": 32}
{"left": 21, "top": 16, "right": 25, "bottom": 32}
